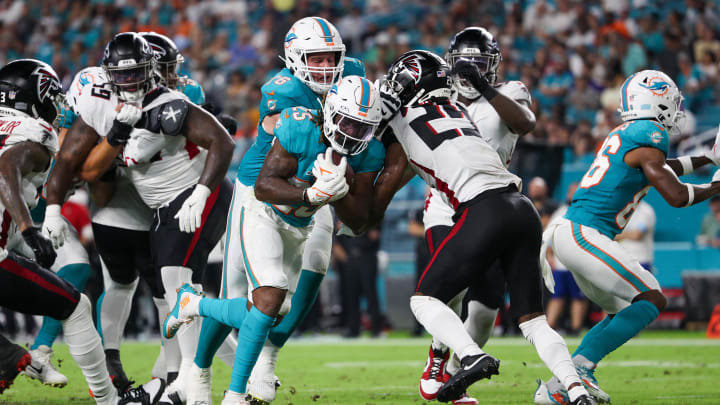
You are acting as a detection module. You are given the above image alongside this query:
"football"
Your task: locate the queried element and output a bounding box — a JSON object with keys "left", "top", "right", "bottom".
{"left": 331, "top": 149, "right": 355, "bottom": 192}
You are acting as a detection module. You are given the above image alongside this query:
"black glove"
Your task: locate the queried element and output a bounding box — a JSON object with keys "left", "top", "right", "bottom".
{"left": 22, "top": 226, "right": 57, "bottom": 268}
{"left": 452, "top": 59, "right": 497, "bottom": 100}
{"left": 201, "top": 102, "right": 218, "bottom": 115}
{"left": 217, "top": 114, "right": 237, "bottom": 135}
{"left": 379, "top": 81, "right": 402, "bottom": 121}
{"left": 106, "top": 120, "right": 133, "bottom": 146}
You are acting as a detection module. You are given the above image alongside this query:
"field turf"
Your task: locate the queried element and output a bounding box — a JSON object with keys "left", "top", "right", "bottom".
{"left": 1, "top": 331, "right": 718, "bottom": 404}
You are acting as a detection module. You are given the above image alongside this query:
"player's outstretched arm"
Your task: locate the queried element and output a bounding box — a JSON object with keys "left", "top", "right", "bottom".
{"left": 0, "top": 141, "right": 51, "bottom": 231}
{"left": 46, "top": 116, "right": 99, "bottom": 205}
{"left": 628, "top": 147, "right": 720, "bottom": 207}
{"left": 332, "top": 170, "right": 379, "bottom": 235}
{"left": 366, "top": 142, "right": 413, "bottom": 231}
{"left": 665, "top": 155, "right": 713, "bottom": 177}
{"left": 255, "top": 142, "right": 303, "bottom": 204}
{"left": 183, "top": 103, "right": 234, "bottom": 190}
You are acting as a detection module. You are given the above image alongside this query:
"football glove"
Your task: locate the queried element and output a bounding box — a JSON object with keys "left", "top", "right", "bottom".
{"left": 451, "top": 59, "right": 491, "bottom": 96}
{"left": 379, "top": 79, "right": 402, "bottom": 122}
{"left": 41, "top": 204, "right": 68, "bottom": 249}
{"left": 107, "top": 103, "right": 142, "bottom": 146}
{"left": 306, "top": 150, "right": 349, "bottom": 205}
{"left": 704, "top": 124, "right": 720, "bottom": 165}
{"left": 22, "top": 226, "right": 56, "bottom": 268}
{"left": 174, "top": 184, "right": 212, "bottom": 233}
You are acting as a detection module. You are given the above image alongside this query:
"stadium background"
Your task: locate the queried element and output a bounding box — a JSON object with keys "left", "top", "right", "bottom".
{"left": 2, "top": 0, "right": 720, "bottom": 336}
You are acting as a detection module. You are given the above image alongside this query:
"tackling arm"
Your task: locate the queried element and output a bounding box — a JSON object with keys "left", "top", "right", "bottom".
{"left": 254, "top": 142, "right": 303, "bottom": 204}
{"left": 183, "top": 103, "right": 234, "bottom": 190}
{"left": 0, "top": 142, "right": 51, "bottom": 231}
{"left": 365, "top": 142, "right": 413, "bottom": 231}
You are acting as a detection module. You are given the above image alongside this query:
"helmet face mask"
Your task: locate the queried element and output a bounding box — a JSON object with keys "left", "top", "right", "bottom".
{"left": 284, "top": 17, "right": 346, "bottom": 95}
{"left": 446, "top": 27, "right": 502, "bottom": 99}
{"left": 102, "top": 32, "right": 157, "bottom": 102}
{"left": 323, "top": 76, "right": 381, "bottom": 155}
{"left": 141, "top": 32, "right": 184, "bottom": 89}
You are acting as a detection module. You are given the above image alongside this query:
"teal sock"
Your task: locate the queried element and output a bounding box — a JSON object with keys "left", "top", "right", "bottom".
{"left": 268, "top": 270, "right": 323, "bottom": 347}
{"left": 229, "top": 307, "right": 275, "bottom": 393}
{"left": 95, "top": 292, "right": 106, "bottom": 344}
{"left": 194, "top": 319, "right": 233, "bottom": 369}
{"left": 575, "top": 300, "right": 659, "bottom": 364}
{"left": 198, "top": 297, "right": 249, "bottom": 329}
{"left": 573, "top": 315, "right": 611, "bottom": 358}
{"left": 32, "top": 263, "right": 91, "bottom": 350}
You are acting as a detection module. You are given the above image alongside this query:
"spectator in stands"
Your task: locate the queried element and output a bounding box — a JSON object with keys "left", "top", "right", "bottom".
{"left": 616, "top": 201, "right": 657, "bottom": 272}
{"left": 528, "top": 177, "right": 559, "bottom": 221}
{"left": 698, "top": 196, "right": 720, "bottom": 247}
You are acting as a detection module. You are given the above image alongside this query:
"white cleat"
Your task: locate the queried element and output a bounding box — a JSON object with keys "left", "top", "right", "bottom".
{"left": 119, "top": 378, "right": 167, "bottom": 405}
{"left": 186, "top": 363, "right": 212, "bottom": 405}
{"left": 157, "top": 379, "right": 186, "bottom": 405}
{"left": 221, "top": 391, "right": 250, "bottom": 405}
{"left": 23, "top": 345, "right": 68, "bottom": 388}
{"left": 534, "top": 378, "right": 569, "bottom": 405}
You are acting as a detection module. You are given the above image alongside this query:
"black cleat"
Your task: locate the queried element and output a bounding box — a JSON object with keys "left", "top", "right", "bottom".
{"left": 570, "top": 394, "right": 597, "bottom": 405}
{"left": 119, "top": 378, "right": 166, "bottom": 405}
{"left": 436, "top": 353, "right": 500, "bottom": 402}
{"left": 0, "top": 341, "right": 31, "bottom": 394}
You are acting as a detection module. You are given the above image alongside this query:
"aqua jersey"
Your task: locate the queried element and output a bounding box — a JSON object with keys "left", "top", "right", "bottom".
{"left": 269, "top": 107, "right": 385, "bottom": 228}
{"left": 236, "top": 57, "right": 366, "bottom": 186}
{"left": 565, "top": 119, "right": 669, "bottom": 239}
{"left": 177, "top": 77, "right": 206, "bottom": 105}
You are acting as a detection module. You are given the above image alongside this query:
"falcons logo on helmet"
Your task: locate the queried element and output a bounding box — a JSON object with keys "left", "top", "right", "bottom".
{"left": 149, "top": 43, "right": 167, "bottom": 57}
{"left": 31, "top": 66, "right": 60, "bottom": 103}
{"left": 397, "top": 54, "right": 423, "bottom": 84}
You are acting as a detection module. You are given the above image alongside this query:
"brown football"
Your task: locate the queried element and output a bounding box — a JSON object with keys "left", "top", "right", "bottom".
{"left": 331, "top": 149, "right": 355, "bottom": 192}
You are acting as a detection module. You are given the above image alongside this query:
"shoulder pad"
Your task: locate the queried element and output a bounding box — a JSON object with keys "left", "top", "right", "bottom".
{"left": 142, "top": 99, "right": 189, "bottom": 136}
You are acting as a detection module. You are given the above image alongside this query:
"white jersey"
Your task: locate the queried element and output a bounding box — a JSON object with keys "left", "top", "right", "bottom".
{"left": 89, "top": 172, "right": 154, "bottom": 231}
{"left": 69, "top": 67, "right": 207, "bottom": 209}
{"left": 390, "top": 100, "right": 521, "bottom": 213}
{"left": 618, "top": 201, "right": 655, "bottom": 264}
{"left": 421, "top": 82, "right": 532, "bottom": 231}
{"left": 0, "top": 110, "right": 58, "bottom": 258}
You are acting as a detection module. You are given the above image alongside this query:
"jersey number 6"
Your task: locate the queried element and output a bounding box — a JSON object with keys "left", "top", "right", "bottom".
{"left": 580, "top": 134, "right": 621, "bottom": 189}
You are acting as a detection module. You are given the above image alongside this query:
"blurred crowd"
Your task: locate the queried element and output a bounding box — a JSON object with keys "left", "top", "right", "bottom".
{"left": 4, "top": 0, "right": 720, "bottom": 337}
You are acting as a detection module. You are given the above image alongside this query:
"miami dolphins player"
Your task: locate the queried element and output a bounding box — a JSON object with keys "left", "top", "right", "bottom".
{"left": 165, "top": 75, "right": 385, "bottom": 405}
{"left": 535, "top": 70, "right": 720, "bottom": 404}
{"left": 186, "top": 16, "right": 366, "bottom": 404}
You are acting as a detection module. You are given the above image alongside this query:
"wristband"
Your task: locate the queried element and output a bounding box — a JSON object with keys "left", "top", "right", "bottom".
{"left": 481, "top": 85, "right": 499, "bottom": 101}
{"left": 684, "top": 183, "right": 695, "bottom": 207}
{"left": 107, "top": 120, "right": 133, "bottom": 146}
{"left": 678, "top": 155, "right": 694, "bottom": 176}
{"left": 46, "top": 204, "right": 62, "bottom": 217}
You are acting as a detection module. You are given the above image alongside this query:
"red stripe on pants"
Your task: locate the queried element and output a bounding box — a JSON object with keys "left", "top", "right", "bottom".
{"left": 0, "top": 257, "right": 78, "bottom": 304}
{"left": 416, "top": 209, "right": 468, "bottom": 292}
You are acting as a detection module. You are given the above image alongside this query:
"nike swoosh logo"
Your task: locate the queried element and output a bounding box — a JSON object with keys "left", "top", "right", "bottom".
{"left": 463, "top": 357, "right": 483, "bottom": 371}
{"left": 27, "top": 364, "right": 43, "bottom": 374}
{"left": 266, "top": 91, "right": 275, "bottom": 96}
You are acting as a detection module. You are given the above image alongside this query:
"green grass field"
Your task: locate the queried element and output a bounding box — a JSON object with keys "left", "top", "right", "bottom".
{"left": 2, "top": 331, "right": 719, "bottom": 404}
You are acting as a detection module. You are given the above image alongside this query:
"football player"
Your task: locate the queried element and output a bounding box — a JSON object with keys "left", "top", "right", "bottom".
{"left": 188, "top": 16, "right": 365, "bottom": 404}
{"left": 535, "top": 71, "right": 720, "bottom": 404}
{"left": 416, "top": 27, "right": 536, "bottom": 404}
{"left": 164, "top": 75, "right": 385, "bottom": 405}
{"left": 41, "top": 33, "right": 235, "bottom": 404}
{"left": 375, "top": 50, "right": 595, "bottom": 405}
{"left": 0, "top": 58, "right": 164, "bottom": 404}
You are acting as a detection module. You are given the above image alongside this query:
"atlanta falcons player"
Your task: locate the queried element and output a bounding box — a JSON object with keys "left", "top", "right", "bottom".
{"left": 42, "top": 32, "right": 234, "bottom": 404}
{"left": 417, "top": 27, "right": 536, "bottom": 404}
{"left": 376, "top": 50, "right": 595, "bottom": 405}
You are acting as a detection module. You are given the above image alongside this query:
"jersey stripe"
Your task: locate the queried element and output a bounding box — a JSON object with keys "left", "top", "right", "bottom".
{"left": 1, "top": 257, "right": 78, "bottom": 304}
{"left": 416, "top": 209, "right": 468, "bottom": 291}
{"left": 239, "top": 206, "right": 260, "bottom": 289}
{"left": 571, "top": 222, "right": 651, "bottom": 293}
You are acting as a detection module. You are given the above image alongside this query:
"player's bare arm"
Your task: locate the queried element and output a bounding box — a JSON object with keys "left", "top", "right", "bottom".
{"left": 260, "top": 113, "right": 281, "bottom": 135}
{"left": 626, "top": 147, "right": 720, "bottom": 207}
{"left": 182, "top": 103, "right": 234, "bottom": 190}
{"left": 366, "top": 142, "right": 412, "bottom": 230}
{"left": 254, "top": 142, "right": 303, "bottom": 204}
{"left": 0, "top": 141, "right": 51, "bottom": 231}
{"left": 332, "top": 170, "right": 378, "bottom": 234}
{"left": 46, "top": 116, "right": 99, "bottom": 205}
{"left": 665, "top": 155, "right": 712, "bottom": 176}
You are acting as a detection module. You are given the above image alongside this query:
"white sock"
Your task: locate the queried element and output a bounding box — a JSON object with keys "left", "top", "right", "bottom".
{"left": 573, "top": 354, "right": 596, "bottom": 370}
{"left": 99, "top": 263, "right": 138, "bottom": 350}
{"left": 62, "top": 294, "right": 116, "bottom": 403}
{"left": 465, "top": 300, "right": 498, "bottom": 348}
{"left": 161, "top": 266, "right": 198, "bottom": 374}
{"left": 152, "top": 344, "right": 167, "bottom": 380}
{"left": 519, "top": 315, "right": 585, "bottom": 394}
{"left": 410, "top": 295, "right": 483, "bottom": 359}
{"left": 153, "top": 296, "right": 180, "bottom": 375}
{"left": 446, "top": 352, "right": 461, "bottom": 376}
{"left": 215, "top": 331, "right": 238, "bottom": 368}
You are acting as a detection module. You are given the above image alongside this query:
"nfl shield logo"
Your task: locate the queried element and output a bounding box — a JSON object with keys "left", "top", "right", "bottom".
{"left": 8, "top": 91, "right": 15, "bottom": 100}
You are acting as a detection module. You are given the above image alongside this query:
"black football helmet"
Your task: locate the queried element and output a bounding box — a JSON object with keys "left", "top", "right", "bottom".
{"left": 102, "top": 32, "right": 156, "bottom": 102}
{"left": 140, "top": 32, "right": 184, "bottom": 89}
{"left": 384, "top": 50, "right": 452, "bottom": 107}
{"left": 446, "top": 27, "right": 502, "bottom": 99}
{"left": 0, "top": 59, "right": 63, "bottom": 125}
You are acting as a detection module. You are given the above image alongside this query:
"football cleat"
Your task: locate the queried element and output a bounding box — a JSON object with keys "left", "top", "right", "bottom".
{"left": 185, "top": 363, "right": 211, "bottom": 405}
{"left": 575, "top": 365, "right": 610, "bottom": 403}
{"left": 158, "top": 379, "right": 185, "bottom": 405}
{"left": 23, "top": 345, "right": 68, "bottom": 388}
{"left": 570, "top": 394, "right": 597, "bottom": 405}
{"left": 436, "top": 353, "right": 500, "bottom": 402}
{"left": 419, "top": 346, "right": 449, "bottom": 400}
{"left": 244, "top": 393, "right": 271, "bottom": 405}
{"left": 452, "top": 390, "right": 479, "bottom": 404}
{"left": 118, "top": 378, "right": 166, "bottom": 405}
{"left": 0, "top": 341, "right": 32, "bottom": 393}
{"left": 106, "top": 349, "right": 132, "bottom": 393}
{"left": 163, "top": 283, "right": 202, "bottom": 339}
{"left": 220, "top": 391, "right": 250, "bottom": 405}
{"left": 534, "top": 379, "right": 569, "bottom": 405}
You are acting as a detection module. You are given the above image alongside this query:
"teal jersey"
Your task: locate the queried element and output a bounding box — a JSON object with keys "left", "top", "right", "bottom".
{"left": 177, "top": 77, "right": 206, "bottom": 105}
{"left": 565, "top": 119, "right": 669, "bottom": 238}
{"left": 236, "top": 57, "right": 366, "bottom": 186}
{"left": 269, "top": 107, "right": 385, "bottom": 228}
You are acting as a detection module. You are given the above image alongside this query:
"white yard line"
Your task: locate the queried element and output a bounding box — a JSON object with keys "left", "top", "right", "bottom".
{"left": 292, "top": 336, "right": 720, "bottom": 347}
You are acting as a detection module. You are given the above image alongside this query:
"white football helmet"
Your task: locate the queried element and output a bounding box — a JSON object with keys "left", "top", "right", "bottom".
{"left": 323, "top": 76, "right": 381, "bottom": 155}
{"left": 619, "top": 70, "right": 684, "bottom": 134}
{"left": 283, "top": 17, "right": 346, "bottom": 94}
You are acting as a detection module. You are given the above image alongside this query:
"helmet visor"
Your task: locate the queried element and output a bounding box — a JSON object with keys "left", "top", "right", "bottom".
{"left": 332, "top": 114, "right": 376, "bottom": 155}
{"left": 106, "top": 63, "right": 152, "bottom": 93}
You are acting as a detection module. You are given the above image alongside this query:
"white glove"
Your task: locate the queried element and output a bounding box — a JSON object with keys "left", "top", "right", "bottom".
{"left": 174, "top": 184, "right": 212, "bottom": 233}
{"left": 705, "top": 124, "right": 720, "bottom": 165}
{"left": 42, "top": 204, "right": 68, "bottom": 249}
{"left": 712, "top": 168, "right": 720, "bottom": 183}
{"left": 115, "top": 102, "right": 142, "bottom": 126}
{"left": 306, "top": 151, "right": 349, "bottom": 205}
{"left": 311, "top": 148, "right": 343, "bottom": 180}
{"left": 379, "top": 79, "right": 402, "bottom": 122}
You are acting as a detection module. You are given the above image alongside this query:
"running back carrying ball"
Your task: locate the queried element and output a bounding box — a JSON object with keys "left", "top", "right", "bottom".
{"left": 331, "top": 149, "right": 355, "bottom": 191}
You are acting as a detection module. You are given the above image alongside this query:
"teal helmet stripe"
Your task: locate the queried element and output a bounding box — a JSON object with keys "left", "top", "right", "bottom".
{"left": 313, "top": 17, "right": 334, "bottom": 43}
{"left": 359, "top": 77, "right": 371, "bottom": 115}
{"left": 620, "top": 73, "right": 636, "bottom": 112}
